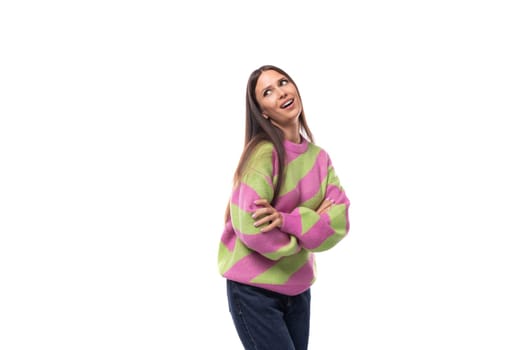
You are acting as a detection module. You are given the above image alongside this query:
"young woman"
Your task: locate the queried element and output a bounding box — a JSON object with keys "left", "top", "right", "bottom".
{"left": 217, "top": 65, "right": 350, "bottom": 350}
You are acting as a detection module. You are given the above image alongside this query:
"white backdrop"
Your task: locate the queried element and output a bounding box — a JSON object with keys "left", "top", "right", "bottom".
{"left": 1, "top": 1, "right": 524, "bottom": 349}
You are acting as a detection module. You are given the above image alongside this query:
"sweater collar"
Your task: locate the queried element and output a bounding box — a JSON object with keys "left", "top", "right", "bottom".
{"left": 283, "top": 136, "right": 308, "bottom": 154}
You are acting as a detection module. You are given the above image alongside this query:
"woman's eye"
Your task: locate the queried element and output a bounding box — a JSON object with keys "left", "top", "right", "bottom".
{"left": 279, "top": 79, "right": 288, "bottom": 86}
{"left": 263, "top": 90, "right": 271, "bottom": 97}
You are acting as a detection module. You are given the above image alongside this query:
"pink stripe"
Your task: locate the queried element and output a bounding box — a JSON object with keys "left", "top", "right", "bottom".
{"left": 220, "top": 221, "right": 236, "bottom": 251}
{"left": 240, "top": 231, "right": 296, "bottom": 254}
{"left": 283, "top": 253, "right": 315, "bottom": 286}
{"left": 278, "top": 157, "right": 329, "bottom": 210}
{"left": 252, "top": 254, "right": 315, "bottom": 295}
{"left": 326, "top": 184, "right": 350, "bottom": 205}
{"left": 280, "top": 211, "right": 303, "bottom": 236}
{"left": 285, "top": 151, "right": 302, "bottom": 163}
{"left": 231, "top": 183, "right": 263, "bottom": 212}
{"left": 300, "top": 215, "right": 335, "bottom": 249}
{"left": 298, "top": 162, "right": 329, "bottom": 201}
{"left": 224, "top": 253, "right": 275, "bottom": 280}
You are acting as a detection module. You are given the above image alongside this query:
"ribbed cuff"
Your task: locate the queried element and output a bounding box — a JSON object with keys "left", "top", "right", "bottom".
{"left": 279, "top": 211, "right": 301, "bottom": 237}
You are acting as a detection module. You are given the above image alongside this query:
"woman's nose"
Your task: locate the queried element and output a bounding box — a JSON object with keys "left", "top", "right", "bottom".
{"left": 276, "top": 87, "right": 287, "bottom": 99}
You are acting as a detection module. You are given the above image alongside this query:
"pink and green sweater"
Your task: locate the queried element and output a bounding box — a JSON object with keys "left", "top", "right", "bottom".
{"left": 217, "top": 138, "right": 350, "bottom": 296}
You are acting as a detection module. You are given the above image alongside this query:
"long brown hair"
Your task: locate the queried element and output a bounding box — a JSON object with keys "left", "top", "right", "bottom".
{"left": 225, "top": 65, "right": 314, "bottom": 222}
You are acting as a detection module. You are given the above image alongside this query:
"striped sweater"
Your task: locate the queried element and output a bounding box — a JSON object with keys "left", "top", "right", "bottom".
{"left": 217, "top": 138, "right": 350, "bottom": 296}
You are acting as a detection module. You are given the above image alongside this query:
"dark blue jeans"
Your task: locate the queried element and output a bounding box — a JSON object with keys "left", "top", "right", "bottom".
{"left": 226, "top": 279, "right": 311, "bottom": 350}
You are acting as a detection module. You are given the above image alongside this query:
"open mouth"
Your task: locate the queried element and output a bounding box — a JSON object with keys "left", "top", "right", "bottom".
{"left": 280, "top": 98, "right": 294, "bottom": 109}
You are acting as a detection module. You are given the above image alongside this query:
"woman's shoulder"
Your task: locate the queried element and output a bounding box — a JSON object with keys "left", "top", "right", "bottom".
{"left": 247, "top": 140, "right": 274, "bottom": 164}
{"left": 307, "top": 141, "right": 323, "bottom": 151}
{"left": 305, "top": 141, "right": 329, "bottom": 157}
{"left": 254, "top": 139, "right": 274, "bottom": 152}
{"left": 304, "top": 142, "right": 335, "bottom": 167}
{"left": 247, "top": 139, "right": 273, "bottom": 156}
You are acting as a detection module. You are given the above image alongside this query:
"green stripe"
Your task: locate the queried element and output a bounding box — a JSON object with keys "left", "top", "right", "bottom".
{"left": 299, "top": 207, "right": 318, "bottom": 235}
{"left": 315, "top": 204, "right": 347, "bottom": 250}
{"left": 251, "top": 249, "right": 309, "bottom": 284}
{"left": 301, "top": 185, "right": 324, "bottom": 210}
{"left": 261, "top": 236, "right": 299, "bottom": 260}
{"left": 328, "top": 204, "right": 347, "bottom": 231}
{"left": 241, "top": 171, "right": 273, "bottom": 199}
{"left": 218, "top": 239, "right": 252, "bottom": 274}
{"left": 245, "top": 142, "right": 274, "bottom": 175}
{"left": 231, "top": 203, "right": 260, "bottom": 235}
{"left": 280, "top": 145, "right": 321, "bottom": 195}
{"left": 327, "top": 165, "right": 341, "bottom": 187}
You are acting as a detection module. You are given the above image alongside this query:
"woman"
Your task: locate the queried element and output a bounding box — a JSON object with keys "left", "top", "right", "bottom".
{"left": 217, "top": 65, "right": 350, "bottom": 350}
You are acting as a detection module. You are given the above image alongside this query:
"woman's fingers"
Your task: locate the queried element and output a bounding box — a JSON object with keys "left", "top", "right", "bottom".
{"left": 251, "top": 206, "right": 274, "bottom": 220}
{"left": 252, "top": 197, "right": 334, "bottom": 232}
{"left": 316, "top": 198, "right": 335, "bottom": 215}
{"left": 253, "top": 209, "right": 279, "bottom": 226}
{"left": 260, "top": 216, "right": 282, "bottom": 232}
{"left": 252, "top": 199, "right": 273, "bottom": 220}
{"left": 252, "top": 199, "right": 282, "bottom": 232}
{"left": 254, "top": 212, "right": 279, "bottom": 227}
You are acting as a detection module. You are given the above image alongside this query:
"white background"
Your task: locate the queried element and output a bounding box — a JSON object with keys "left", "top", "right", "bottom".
{"left": 1, "top": 1, "right": 524, "bottom": 349}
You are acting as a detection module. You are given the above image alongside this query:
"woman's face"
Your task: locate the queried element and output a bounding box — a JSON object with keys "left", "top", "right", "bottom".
{"left": 255, "top": 69, "right": 302, "bottom": 128}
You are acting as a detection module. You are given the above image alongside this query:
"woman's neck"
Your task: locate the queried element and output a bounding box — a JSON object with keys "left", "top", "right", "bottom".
{"left": 281, "top": 125, "right": 301, "bottom": 144}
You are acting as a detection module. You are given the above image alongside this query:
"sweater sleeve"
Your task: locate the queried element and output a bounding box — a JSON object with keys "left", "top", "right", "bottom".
{"left": 230, "top": 143, "right": 301, "bottom": 261}
{"left": 279, "top": 157, "right": 350, "bottom": 252}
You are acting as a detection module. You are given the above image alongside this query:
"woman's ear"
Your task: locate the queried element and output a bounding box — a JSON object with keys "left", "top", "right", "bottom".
{"left": 262, "top": 113, "right": 269, "bottom": 120}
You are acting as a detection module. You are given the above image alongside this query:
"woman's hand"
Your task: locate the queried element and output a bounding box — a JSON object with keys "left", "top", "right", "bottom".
{"left": 316, "top": 198, "right": 335, "bottom": 215}
{"left": 252, "top": 199, "right": 283, "bottom": 232}
{"left": 252, "top": 198, "right": 334, "bottom": 232}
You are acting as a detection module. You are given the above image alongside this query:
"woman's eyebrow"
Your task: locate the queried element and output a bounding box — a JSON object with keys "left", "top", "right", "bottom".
{"left": 261, "top": 77, "right": 284, "bottom": 91}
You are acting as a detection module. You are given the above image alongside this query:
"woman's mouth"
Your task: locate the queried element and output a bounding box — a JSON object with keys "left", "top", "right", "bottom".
{"left": 280, "top": 98, "right": 294, "bottom": 109}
